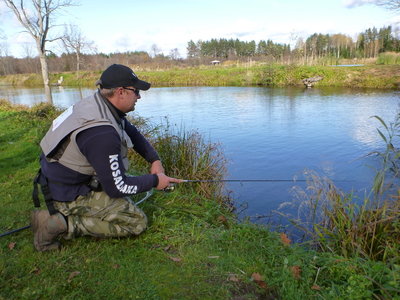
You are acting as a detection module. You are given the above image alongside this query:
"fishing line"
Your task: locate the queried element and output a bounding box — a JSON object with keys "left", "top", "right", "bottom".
{"left": 182, "top": 179, "right": 308, "bottom": 183}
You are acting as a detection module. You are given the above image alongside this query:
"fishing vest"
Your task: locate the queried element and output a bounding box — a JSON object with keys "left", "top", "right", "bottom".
{"left": 40, "top": 91, "right": 132, "bottom": 175}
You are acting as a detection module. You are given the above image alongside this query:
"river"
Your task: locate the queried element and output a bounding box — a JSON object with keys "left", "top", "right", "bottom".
{"left": 1, "top": 85, "right": 399, "bottom": 224}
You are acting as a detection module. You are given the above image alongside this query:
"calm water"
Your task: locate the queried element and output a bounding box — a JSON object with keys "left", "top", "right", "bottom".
{"left": 1, "top": 85, "right": 399, "bottom": 222}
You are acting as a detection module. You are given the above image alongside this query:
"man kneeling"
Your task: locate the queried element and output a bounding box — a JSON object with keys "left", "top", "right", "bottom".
{"left": 32, "top": 64, "right": 181, "bottom": 251}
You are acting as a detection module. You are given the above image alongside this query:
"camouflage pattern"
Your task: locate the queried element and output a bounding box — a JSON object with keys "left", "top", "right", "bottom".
{"left": 53, "top": 191, "right": 147, "bottom": 239}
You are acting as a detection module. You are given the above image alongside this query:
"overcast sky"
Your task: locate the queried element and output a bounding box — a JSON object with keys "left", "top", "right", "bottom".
{"left": 0, "top": 0, "right": 398, "bottom": 58}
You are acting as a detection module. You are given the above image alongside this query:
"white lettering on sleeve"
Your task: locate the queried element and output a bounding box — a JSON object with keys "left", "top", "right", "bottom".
{"left": 109, "top": 154, "right": 118, "bottom": 163}
{"left": 112, "top": 169, "right": 121, "bottom": 177}
{"left": 114, "top": 176, "right": 122, "bottom": 185}
{"left": 110, "top": 162, "right": 119, "bottom": 170}
{"left": 108, "top": 154, "right": 137, "bottom": 195}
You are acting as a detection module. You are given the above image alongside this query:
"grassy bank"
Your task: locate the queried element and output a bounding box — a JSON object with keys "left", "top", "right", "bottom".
{"left": 0, "top": 63, "right": 399, "bottom": 89}
{"left": 0, "top": 101, "right": 399, "bottom": 299}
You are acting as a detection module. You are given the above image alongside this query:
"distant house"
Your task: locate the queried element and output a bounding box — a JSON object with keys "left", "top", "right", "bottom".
{"left": 211, "top": 60, "right": 220, "bottom": 65}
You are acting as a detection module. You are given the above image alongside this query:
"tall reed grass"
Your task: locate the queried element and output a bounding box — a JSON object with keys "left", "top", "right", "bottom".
{"left": 127, "top": 115, "right": 228, "bottom": 203}
{"left": 376, "top": 52, "right": 400, "bottom": 65}
{"left": 284, "top": 113, "right": 400, "bottom": 262}
{"left": 369, "top": 114, "right": 400, "bottom": 196}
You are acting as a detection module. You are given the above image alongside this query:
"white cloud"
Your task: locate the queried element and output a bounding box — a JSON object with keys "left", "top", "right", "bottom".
{"left": 390, "top": 15, "right": 400, "bottom": 24}
{"left": 343, "top": 0, "right": 379, "bottom": 8}
{"left": 0, "top": 1, "right": 7, "bottom": 14}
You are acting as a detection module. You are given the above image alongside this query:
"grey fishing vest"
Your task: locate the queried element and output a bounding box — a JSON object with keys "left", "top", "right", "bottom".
{"left": 40, "top": 91, "right": 132, "bottom": 175}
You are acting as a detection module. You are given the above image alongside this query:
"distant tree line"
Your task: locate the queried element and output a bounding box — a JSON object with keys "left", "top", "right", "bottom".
{"left": 0, "top": 50, "right": 180, "bottom": 75}
{"left": 0, "top": 25, "right": 399, "bottom": 77}
{"left": 299, "top": 26, "right": 400, "bottom": 60}
{"left": 187, "top": 38, "right": 291, "bottom": 60}
{"left": 187, "top": 26, "right": 400, "bottom": 62}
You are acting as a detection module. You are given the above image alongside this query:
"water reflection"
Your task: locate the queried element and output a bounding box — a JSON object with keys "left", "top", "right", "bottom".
{"left": 0, "top": 86, "right": 93, "bottom": 107}
{"left": 1, "top": 85, "right": 398, "bottom": 223}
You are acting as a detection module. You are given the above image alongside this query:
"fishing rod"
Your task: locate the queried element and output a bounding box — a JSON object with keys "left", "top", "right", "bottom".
{"left": 0, "top": 225, "right": 31, "bottom": 238}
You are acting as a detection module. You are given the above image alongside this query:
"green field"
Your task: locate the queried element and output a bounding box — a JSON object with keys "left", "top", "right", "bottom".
{"left": 0, "top": 101, "right": 399, "bottom": 299}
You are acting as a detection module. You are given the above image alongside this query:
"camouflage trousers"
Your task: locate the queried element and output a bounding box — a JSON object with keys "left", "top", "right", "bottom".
{"left": 53, "top": 191, "right": 147, "bottom": 239}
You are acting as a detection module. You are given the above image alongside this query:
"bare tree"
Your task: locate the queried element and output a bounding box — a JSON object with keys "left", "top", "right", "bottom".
{"left": 0, "top": 30, "right": 10, "bottom": 74}
{"left": 1, "top": 0, "right": 75, "bottom": 102}
{"left": 150, "top": 43, "right": 161, "bottom": 57}
{"left": 169, "top": 48, "right": 180, "bottom": 60}
{"left": 61, "top": 24, "right": 95, "bottom": 72}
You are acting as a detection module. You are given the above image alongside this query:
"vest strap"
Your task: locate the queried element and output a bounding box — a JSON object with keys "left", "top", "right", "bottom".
{"left": 32, "top": 169, "right": 59, "bottom": 215}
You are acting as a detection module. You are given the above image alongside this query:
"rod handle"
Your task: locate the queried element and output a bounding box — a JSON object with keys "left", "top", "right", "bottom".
{"left": 163, "top": 183, "right": 175, "bottom": 192}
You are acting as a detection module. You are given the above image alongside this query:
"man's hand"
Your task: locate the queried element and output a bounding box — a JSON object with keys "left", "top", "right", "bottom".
{"left": 156, "top": 173, "right": 184, "bottom": 190}
{"left": 150, "top": 160, "right": 165, "bottom": 175}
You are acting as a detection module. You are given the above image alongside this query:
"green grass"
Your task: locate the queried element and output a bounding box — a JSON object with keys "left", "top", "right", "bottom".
{"left": 1, "top": 102, "right": 399, "bottom": 299}
{"left": 1, "top": 63, "right": 399, "bottom": 89}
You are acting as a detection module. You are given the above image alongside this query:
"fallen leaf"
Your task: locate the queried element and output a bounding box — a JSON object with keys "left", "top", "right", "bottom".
{"left": 164, "top": 245, "right": 172, "bottom": 252}
{"left": 311, "top": 284, "right": 321, "bottom": 290}
{"left": 8, "top": 242, "right": 16, "bottom": 250}
{"left": 251, "top": 272, "right": 263, "bottom": 281}
{"left": 255, "top": 280, "right": 268, "bottom": 289}
{"left": 280, "top": 233, "right": 291, "bottom": 246}
{"left": 68, "top": 271, "right": 80, "bottom": 282}
{"left": 207, "top": 256, "right": 220, "bottom": 259}
{"left": 217, "top": 215, "right": 229, "bottom": 227}
{"left": 290, "top": 266, "right": 302, "bottom": 280}
{"left": 217, "top": 215, "right": 227, "bottom": 222}
{"left": 168, "top": 256, "right": 182, "bottom": 262}
{"left": 228, "top": 274, "right": 240, "bottom": 282}
{"left": 112, "top": 264, "right": 120, "bottom": 269}
{"left": 251, "top": 272, "right": 268, "bottom": 289}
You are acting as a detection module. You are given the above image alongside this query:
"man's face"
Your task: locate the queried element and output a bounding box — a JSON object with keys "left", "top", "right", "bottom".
{"left": 119, "top": 87, "right": 141, "bottom": 112}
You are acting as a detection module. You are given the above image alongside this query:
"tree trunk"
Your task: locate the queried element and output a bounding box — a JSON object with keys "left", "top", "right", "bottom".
{"left": 76, "top": 52, "right": 80, "bottom": 72}
{"left": 38, "top": 50, "right": 53, "bottom": 103}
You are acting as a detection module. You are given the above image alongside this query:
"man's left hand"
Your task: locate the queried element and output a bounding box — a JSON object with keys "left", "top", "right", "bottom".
{"left": 150, "top": 160, "right": 165, "bottom": 175}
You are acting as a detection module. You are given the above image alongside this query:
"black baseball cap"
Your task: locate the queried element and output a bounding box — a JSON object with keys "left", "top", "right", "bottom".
{"left": 97, "top": 64, "right": 151, "bottom": 90}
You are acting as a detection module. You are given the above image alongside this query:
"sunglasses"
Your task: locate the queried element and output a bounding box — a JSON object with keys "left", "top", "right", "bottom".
{"left": 123, "top": 87, "right": 140, "bottom": 96}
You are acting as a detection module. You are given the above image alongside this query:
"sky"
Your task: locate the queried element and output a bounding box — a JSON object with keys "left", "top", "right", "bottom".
{"left": 0, "top": 0, "right": 398, "bottom": 58}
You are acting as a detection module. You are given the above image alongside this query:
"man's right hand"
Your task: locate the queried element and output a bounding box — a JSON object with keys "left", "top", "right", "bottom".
{"left": 156, "top": 173, "right": 183, "bottom": 190}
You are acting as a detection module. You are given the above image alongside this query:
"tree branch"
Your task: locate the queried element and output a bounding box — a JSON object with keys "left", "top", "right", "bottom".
{"left": 376, "top": 0, "right": 400, "bottom": 12}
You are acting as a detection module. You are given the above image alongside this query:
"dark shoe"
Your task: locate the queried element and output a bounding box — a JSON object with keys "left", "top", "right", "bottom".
{"left": 31, "top": 210, "right": 67, "bottom": 252}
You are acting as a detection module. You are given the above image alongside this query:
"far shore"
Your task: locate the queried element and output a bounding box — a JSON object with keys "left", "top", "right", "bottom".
{"left": 0, "top": 63, "right": 399, "bottom": 90}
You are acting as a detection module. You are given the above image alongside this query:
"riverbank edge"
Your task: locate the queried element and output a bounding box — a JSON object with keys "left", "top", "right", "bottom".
{"left": 0, "top": 64, "right": 399, "bottom": 89}
{"left": 0, "top": 101, "right": 398, "bottom": 299}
